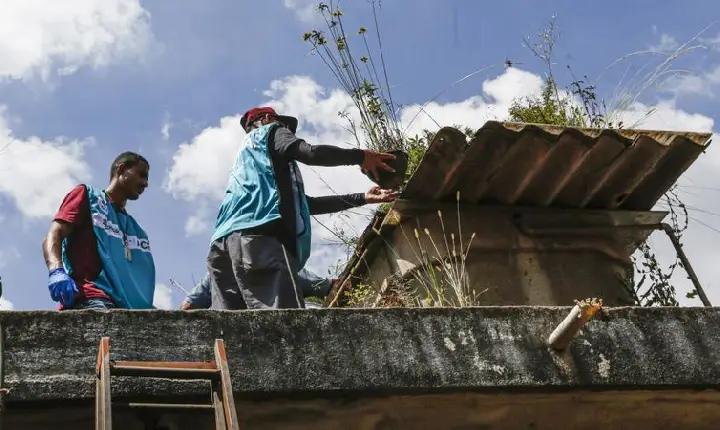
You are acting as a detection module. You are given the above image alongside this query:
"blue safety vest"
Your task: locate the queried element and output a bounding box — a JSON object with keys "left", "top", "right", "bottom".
{"left": 211, "top": 123, "right": 312, "bottom": 268}
{"left": 62, "top": 185, "right": 156, "bottom": 309}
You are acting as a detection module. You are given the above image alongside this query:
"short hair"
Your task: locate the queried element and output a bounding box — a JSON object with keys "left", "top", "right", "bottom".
{"left": 110, "top": 152, "right": 149, "bottom": 179}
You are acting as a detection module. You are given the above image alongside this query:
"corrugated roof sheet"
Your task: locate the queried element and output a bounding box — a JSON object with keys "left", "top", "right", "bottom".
{"left": 324, "top": 121, "right": 712, "bottom": 307}
{"left": 402, "top": 121, "right": 712, "bottom": 211}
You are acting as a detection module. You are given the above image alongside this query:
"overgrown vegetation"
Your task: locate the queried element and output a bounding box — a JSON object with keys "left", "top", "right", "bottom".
{"left": 303, "top": 0, "right": 406, "bottom": 153}
{"left": 306, "top": 5, "right": 703, "bottom": 308}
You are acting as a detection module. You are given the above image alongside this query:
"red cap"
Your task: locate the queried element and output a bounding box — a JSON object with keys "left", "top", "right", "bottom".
{"left": 240, "top": 107, "right": 298, "bottom": 134}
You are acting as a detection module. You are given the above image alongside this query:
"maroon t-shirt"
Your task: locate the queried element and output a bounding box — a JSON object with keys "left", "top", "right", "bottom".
{"left": 53, "top": 184, "right": 111, "bottom": 309}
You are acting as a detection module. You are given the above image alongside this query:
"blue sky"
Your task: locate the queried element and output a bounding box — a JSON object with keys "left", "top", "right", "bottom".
{"left": 2, "top": 0, "right": 720, "bottom": 310}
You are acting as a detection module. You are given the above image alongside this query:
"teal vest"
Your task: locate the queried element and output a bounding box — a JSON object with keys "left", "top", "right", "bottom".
{"left": 62, "top": 185, "right": 156, "bottom": 309}
{"left": 211, "top": 123, "right": 313, "bottom": 268}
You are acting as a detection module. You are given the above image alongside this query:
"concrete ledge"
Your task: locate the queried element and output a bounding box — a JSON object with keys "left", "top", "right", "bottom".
{"left": 2, "top": 307, "right": 720, "bottom": 403}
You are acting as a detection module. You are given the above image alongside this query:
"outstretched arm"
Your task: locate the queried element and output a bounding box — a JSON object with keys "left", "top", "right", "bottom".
{"left": 306, "top": 187, "right": 398, "bottom": 215}
{"left": 273, "top": 127, "right": 363, "bottom": 166}
{"left": 271, "top": 127, "right": 396, "bottom": 180}
{"left": 307, "top": 193, "right": 366, "bottom": 215}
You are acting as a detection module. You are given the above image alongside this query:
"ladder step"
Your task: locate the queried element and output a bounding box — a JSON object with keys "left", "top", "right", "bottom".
{"left": 118, "top": 402, "right": 215, "bottom": 410}
{"left": 96, "top": 338, "right": 241, "bottom": 429}
{"left": 113, "top": 360, "right": 218, "bottom": 370}
{"left": 111, "top": 364, "right": 221, "bottom": 380}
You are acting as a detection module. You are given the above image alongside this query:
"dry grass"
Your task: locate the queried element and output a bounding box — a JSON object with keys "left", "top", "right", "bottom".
{"left": 345, "top": 191, "right": 484, "bottom": 308}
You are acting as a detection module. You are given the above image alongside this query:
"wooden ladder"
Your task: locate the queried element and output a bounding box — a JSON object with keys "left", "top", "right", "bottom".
{"left": 95, "top": 336, "right": 240, "bottom": 430}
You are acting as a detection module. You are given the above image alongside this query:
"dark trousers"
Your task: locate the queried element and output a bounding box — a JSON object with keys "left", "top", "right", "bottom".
{"left": 61, "top": 297, "right": 117, "bottom": 310}
{"left": 206, "top": 231, "right": 305, "bottom": 310}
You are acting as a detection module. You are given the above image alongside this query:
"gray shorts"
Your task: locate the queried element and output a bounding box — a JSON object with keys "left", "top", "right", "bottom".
{"left": 206, "top": 231, "right": 305, "bottom": 310}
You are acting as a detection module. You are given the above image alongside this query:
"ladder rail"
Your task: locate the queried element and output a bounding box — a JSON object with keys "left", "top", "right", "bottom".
{"left": 211, "top": 380, "right": 228, "bottom": 430}
{"left": 95, "top": 337, "right": 241, "bottom": 430}
{"left": 96, "top": 337, "right": 112, "bottom": 430}
{"left": 214, "top": 339, "right": 240, "bottom": 429}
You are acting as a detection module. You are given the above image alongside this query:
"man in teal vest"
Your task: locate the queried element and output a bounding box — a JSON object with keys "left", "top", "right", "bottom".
{"left": 208, "top": 106, "right": 397, "bottom": 310}
{"left": 42, "top": 152, "right": 156, "bottom": 310}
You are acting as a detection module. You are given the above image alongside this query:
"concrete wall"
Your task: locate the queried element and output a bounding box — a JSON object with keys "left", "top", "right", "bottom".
{"left": 1, "top": 307, "right": 720, "bottom": 428}
{"left": 359, "top": 206, "right": 666, "bottom": 306}
{"left": 6, "top": 390, "right": 720, "bottom": 429}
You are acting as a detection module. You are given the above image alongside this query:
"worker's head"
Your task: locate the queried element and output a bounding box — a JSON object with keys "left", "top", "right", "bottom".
{"left": 240, "top": 107, "right": 298, "bottom": 134}
{"left": 109, "top": 151, "right": 150, "bottom": 201}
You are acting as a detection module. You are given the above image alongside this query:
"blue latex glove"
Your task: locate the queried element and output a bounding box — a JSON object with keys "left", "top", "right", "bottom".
{"left": 48, "top": 268, "right": 79, "bottom": 306}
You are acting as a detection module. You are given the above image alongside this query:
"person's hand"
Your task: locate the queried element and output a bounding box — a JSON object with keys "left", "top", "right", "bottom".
{"left": 361, "top": 150, "right": 396, "bottom": 181}
{"left": 48, "top": 268, "right": 79, "bottom": 307}
{"left": 180, "top": 300, "right": 191, "bottom": 311}
{"left": 365, "top": 186, "right": 399, "bottom": 204}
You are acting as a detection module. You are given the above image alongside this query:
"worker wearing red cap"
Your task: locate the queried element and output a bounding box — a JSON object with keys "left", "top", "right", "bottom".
{"left": 207, "top": 106, "right": 398, "bottom": 309}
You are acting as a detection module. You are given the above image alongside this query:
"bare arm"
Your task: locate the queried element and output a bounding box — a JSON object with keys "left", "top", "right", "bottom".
{"left": 43, "top": 184, "right": 88, "bottom": 271}
{"left": 43, "top": 220, "right": 74, "bottom": 270}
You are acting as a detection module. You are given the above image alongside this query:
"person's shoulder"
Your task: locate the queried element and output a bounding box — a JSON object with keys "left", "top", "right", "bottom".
{"left": 67, "top": 183, "right": 88, "bottom": 196}
{"left": 268, "top": 123, "right": 289, "bottom": 137}
{"left": 60, "top": 184, "right": 90, "bottom": 205}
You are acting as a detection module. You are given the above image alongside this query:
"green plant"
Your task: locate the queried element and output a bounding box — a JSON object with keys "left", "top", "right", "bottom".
{"left": 345, "top": 282, "right": 373, "bottom": 307}
{"left": 305, "top": 295, "right": 325, "bottom": 306}
{"left": 303, "top": 1, "right": 406, "bottom": 153}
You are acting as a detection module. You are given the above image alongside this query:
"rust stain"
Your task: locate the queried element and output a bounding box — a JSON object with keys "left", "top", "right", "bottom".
{"left": 404, "top": 121, "right": 712, "bottom": 211}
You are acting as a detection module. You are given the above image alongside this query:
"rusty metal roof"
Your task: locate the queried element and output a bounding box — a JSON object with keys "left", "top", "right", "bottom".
{"left": 402, "top": 121, "right": 712, "bottom": 210}
{"left": 324, "top": 121, "right": 712, "bottom": 307}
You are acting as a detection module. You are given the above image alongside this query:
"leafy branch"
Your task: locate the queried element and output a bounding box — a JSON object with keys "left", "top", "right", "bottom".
{"left": 303, "top": 1, "right": 406, "bottom": 153}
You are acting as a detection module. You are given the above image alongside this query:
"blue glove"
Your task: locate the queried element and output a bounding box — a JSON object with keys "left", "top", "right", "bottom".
{"left": 48, "top": 268, "right": 79, "bottom": 306}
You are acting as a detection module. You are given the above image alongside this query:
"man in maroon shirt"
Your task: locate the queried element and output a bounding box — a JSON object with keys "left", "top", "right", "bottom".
{"left": 42, "top": 152, "right": 151, "bottom": 310}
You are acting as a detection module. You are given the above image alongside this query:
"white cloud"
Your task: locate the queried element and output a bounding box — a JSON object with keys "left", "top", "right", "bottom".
{"left": 399, "top": 68, "right": 544, "bottom": 135}
{"left": 164, "top": 68, "right": 720, "bottom": 306}
{"left": 283, "top": 0, "right": 320, "bottom": 24}
{"left": 0, "top": 297, "right": 15, "bottom": 311}
{"left": 0, "top": 0, "right": 158, "bottom": 220}
{"left": 0, "top": 109, "right": 92, "bottom": 218}
{"left": 663, "top": 66, "right": 720, "bottom": 98}
{"left": 0, "top": 0, "right": 153, "bottom": 82}
{"left": 185, "top": 214, "right": 209, "bottom": 237}
{"left": 649, "top": 34, "right": 679, "bottom": 53}
{"left": 161, "top": 113, "right": 173, "bottom": 141}
{"left": 153, "top": 283, "right": 174, "bottom": 309}
{"left": 164, "top": 115, "right": 244, "bottom": 203}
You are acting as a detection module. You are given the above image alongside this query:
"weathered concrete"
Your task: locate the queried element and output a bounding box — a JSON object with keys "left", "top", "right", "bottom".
{"left": 1, "top": 307, "right": 720, "bottom": 428}
{"left": 340, "top": 204, "right": 668, "bottom": 307}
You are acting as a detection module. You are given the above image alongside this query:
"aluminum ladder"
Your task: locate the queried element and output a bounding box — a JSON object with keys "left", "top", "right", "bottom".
{"left": 95, "top": 336, "right": 240, "bottom": 429}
